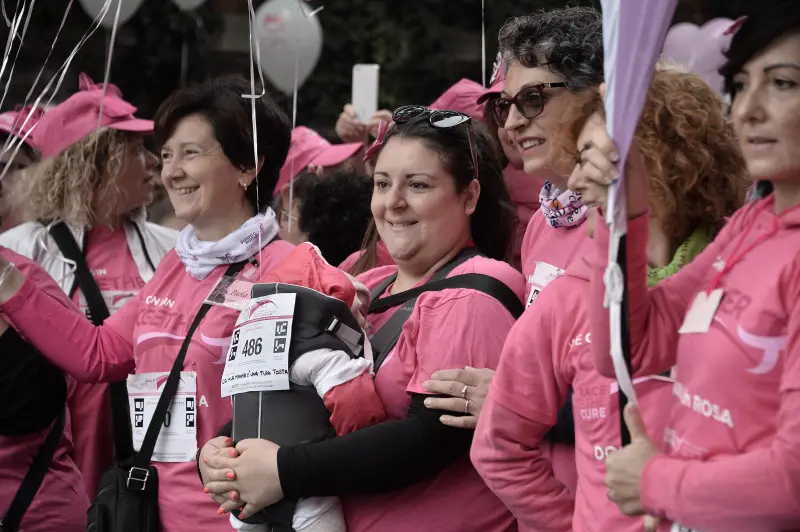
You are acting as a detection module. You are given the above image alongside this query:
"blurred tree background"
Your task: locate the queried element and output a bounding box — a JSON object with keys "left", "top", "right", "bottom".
{"left": 1, "top": 0, "right": 752, "bottom": 140}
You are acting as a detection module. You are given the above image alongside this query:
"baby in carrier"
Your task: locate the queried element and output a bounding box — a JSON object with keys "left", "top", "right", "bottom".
{"left": 228, "top": 242, "right": 386, "bottom": 532}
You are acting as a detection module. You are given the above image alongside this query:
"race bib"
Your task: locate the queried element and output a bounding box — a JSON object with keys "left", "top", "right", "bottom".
{"left": 127, "top": 371, "right": 197, "bottom": 462}
{"left": 79, "top": 290, "right": 138, "bottom": 318}
{"left": 221, "top": 293, "right": 296, "bottom": 397}
{"left": 526, "top": 262, "right": 564, "bottom": 307}
{"left": 671, "top": 523, "right": 706, "bottom": 532}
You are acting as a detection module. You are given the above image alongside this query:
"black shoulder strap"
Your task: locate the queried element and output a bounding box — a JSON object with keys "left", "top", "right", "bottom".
{"left": 0, "top": 406, "right": 66, "bottom": 532}
{"left": 47, "top": 222, "right": 136, "bottom": 462}
{"left": 130, "top": 261, "right": 247, "bottom": 482}
{"left": 368, "top": 249, "right": 522, "bottom": 372}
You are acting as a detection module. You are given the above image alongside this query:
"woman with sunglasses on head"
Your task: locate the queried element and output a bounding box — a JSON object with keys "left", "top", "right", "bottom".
{"left": 200, "top": 105, "right": 524, "bottom": 532}
{"left": 577, "top": 3, "right": 800, "bottom": 530}
{"left": 472, "top": 63, "right": 748, "bottom": 532}
{"left": 0, "top": 75, "right": 298, "bottom": 532}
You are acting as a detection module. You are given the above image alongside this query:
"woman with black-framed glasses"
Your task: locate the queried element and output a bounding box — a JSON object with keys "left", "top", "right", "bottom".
{"left": 200, "top": 105, "right": 524, "bottom": 532}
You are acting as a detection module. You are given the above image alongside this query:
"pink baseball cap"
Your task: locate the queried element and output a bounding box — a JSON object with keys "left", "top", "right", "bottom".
{"left": 429, "top": 78, "right": 485, "bottom": 120}
{"left": 276, "top": 126, "right": 362, "bottom": 192}
{"left": 0, "top": 105, "right": 46, "bottom": 149}
{"left": 477, "top": 52, "right": 508, "bottom": 105}
{"left": 36, "top": 73, "right": 153, "bottom": 158}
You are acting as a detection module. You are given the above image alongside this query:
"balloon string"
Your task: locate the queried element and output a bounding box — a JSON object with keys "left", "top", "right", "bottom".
{"left": 0, "top": 0, "right": 34, "bottom": 113}
{"left": 287, "top": 2, "right": 323, "bottom": 235}
{"left": 89, "top": 0, "right": 122, "bottom": 170}
{"left": 1, "top": 0, "right": 112, "bottom": 183}
{"left": 481, "top": 0, "right": 486, "bottom": 88}
{"left": 245, "top": 0, "right": 267, "bottom": 272}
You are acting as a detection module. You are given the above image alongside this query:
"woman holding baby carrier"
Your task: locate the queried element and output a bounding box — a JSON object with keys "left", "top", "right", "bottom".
{"left": 0, "top": 75, "right": 326, "bottom": 532}
{"left": 200, "top": 105, "right": 526, "bottom": 532}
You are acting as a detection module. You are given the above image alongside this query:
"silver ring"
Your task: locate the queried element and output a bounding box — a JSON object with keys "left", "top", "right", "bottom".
{"left": 464, "top": 399, "right": 470, "bottom": 414}
{"left": 461, "top": 384, "right": 468, "bottom": 399}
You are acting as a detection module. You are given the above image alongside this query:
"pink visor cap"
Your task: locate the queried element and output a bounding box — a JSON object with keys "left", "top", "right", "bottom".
{"left": 276, "top": 126, "right": 362, "bottom": 192}
{"left": 476, "top": 52, "right": 508, "bottom": 105}
{"left": 429, "top": 78, "right": 485, "bottom": 120}
{"left": 0, "top": 105, "right": 47, "bottom": 149}
{"left": 36, "top": 73, "right": 153, "bottom": 159}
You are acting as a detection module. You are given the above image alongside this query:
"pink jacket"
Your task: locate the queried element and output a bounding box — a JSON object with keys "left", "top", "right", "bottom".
{"left": 590, "top": 197, "right": 800, "bottom": 531}
{"left": 503, "top": 165, "right": 544, "bottom": 271}
{"left": 0, "top": 247, "right": 88, "bottom": 532}
{"left": 473, "top": 248, "right": 673, "bottom": 532}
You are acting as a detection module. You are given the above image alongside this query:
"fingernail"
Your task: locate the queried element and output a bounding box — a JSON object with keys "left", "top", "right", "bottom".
{"left": 230, "top": 491, "right": 239, "bottom": 501}
{"left": 228, "top": 449, "right": 237, "bottom": 457}
{"left": 202, "top": 456, "right": 208, "bottom": 463}
{"left": 217, "top": 508, "right": 225, "bottom": 515}
{"left": 421, "top": 381, "right": 430, "bottom": 390}
{"left": 204, "top": 487, "right": 210, "bottom": 493}
{"left": 611, "top": 152, "right": 620, "bottom": 162}
{"left": 224, "top": 438, "right": 233, "bottom": 444}
{"left": 424, "top": 398, "right": 432, "bottom": 406}
{"left": 226, "top": 472, "right": 235, "bottom": 480}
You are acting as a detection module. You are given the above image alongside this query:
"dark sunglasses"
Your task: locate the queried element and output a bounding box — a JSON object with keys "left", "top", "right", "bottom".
{"left": 491, "top": 82, "right": 568, "bottom": 126}
{"left": 392, "top": 105, "right": 479, "bottom": 180}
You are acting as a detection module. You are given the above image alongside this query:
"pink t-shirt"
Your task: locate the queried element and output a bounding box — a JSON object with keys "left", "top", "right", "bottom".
{"left": 0, "top": 247, "right": 88, "bottom": 532}
{"left": 521, "top": 208, "right": 589, "bottom": 308}
{"left": 590, "top": 197, "right": 800, "bottom": 531}
{"left": 69, "top": 226, "right": 146, "bottom": 498}
{"left": 504, "top": 164, "right": 544, "bottom": 271}
{"left": 0, "top": 240, "right": 295, "bottom": 532}
{"left": 473, "top": 251, "right": 673, "bottom": 532}
{"left": 341, "top": 255, "right": 524, "bottom": 532}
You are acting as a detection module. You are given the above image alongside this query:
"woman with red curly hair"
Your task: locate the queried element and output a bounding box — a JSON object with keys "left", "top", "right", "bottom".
{"left": 471, "top": 64, "right": 748, "bottom": 532}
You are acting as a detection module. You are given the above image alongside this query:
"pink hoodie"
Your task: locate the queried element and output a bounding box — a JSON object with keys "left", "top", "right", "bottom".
{"left": 0, "top": 241, "right": 300, "bottom": 532}
{"left": 0, "top": 247, "right": 88, "bottom": 532}
{"left": 473, "top": 247, "right": 674, "bottom": 532}
{"left": 590, "top": 196, "right": 800, "bottom": 531}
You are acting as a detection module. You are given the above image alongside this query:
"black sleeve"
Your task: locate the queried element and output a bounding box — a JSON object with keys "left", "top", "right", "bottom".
{"left": 278, "top": 393, "right": 473, "bottom": 499}
{"left": 0, "top": 326, "right": 66, "bottom": 436}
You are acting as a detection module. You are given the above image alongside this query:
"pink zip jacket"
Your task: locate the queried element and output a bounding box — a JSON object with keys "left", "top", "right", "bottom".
{"left": 0, "top": 247, "right": 88, "bottom": 532}
{"left": 590, "top": 196, "right": 800, "bottom": 531}
{"left": 473, "top": 247, "right": 674, "bottom": 532}
{"left": 0, "top": 241, "right": 307, "bottom": 532}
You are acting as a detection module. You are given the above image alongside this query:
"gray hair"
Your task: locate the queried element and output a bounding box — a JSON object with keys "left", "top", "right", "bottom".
{"left": 498, "top": 6, "right": 604, "bottom": 91}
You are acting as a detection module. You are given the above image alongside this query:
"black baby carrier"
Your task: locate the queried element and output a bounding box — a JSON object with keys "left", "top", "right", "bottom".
{"left": 230, "top": 282, "right": 366, "bottom": 531}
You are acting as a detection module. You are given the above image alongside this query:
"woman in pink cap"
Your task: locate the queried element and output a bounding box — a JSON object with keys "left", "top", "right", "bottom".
{"left": 0, "top": 74, "right": 177, "bottom": 499}
{"left": 575, "top": 4, "right": 800, "bottom": 530}
{"left": 472, "top": 64, "right": 747, "bottom": 532}
{"left": 0, "top": 74, "right": 296, "bottom": 532}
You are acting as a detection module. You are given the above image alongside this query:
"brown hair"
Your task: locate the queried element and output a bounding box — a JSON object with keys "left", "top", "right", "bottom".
{"left": 21, "top": 128, "right": 129, "bottom": 226}
{"left": 558, "top": 63, "right": 748, "bottom": 247}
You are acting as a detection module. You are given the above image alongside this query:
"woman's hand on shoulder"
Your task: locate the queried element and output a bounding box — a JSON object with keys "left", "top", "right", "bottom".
{"left": 422, "top": 366, "right": 495, "bottom": 429}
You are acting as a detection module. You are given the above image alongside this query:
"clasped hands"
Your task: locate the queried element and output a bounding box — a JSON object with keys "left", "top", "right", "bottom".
{"left": 199, "top": 436, "right": 284, "bottom": 520}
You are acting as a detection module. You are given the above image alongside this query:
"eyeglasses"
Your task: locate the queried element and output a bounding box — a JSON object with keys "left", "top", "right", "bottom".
{"left": 491, "top": 82, "right": 568, "bottom": 126}
{"left": 391, "top": 105, "right": 479, "bottom": 180}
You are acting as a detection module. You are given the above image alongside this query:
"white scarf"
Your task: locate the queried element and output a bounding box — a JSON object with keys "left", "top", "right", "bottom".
{"left": 176, "top": 210, "right": 280, "bottom": 280}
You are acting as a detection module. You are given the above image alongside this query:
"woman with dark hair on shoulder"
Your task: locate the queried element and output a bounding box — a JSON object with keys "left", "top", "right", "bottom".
{"left": 472, "top": 63, "right": 748, "bottom": 532}
{"left": 576, "top": 2, "right": 800, "bottom": 530}
{"left": 199, "top": 105, "right": 524, "bottom": 532}
{"left": 0, "top": 74, "right": 296, "bottom": 532}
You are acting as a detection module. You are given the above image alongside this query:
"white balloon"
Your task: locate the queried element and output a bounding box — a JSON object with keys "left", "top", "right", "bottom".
{"left": 78, "top": 0, "right": 144, "bottom": 28}
{"left": 254, "top": 0, "right": 323, "bottom": 95}
{"left": 172, "top": 0, "right": 206, "bottom": 11}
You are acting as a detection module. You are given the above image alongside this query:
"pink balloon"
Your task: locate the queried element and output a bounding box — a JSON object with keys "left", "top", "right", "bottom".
{"left": 662, "top": 18, "right": 736, "bottom": 95}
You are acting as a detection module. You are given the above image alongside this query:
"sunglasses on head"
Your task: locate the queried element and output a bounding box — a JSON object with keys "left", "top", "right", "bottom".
{"left": 491, "top": 82, "right": 567, "bottom": 126}
{"left": 391, "top": 105, "right": 479, "bottom": 180}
